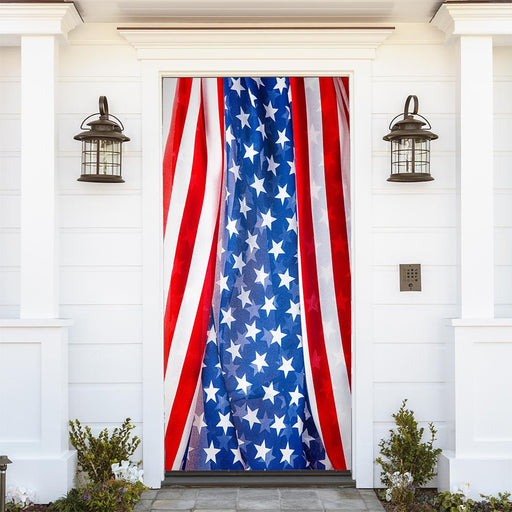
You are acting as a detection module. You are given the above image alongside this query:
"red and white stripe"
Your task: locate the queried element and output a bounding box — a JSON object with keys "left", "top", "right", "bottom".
{"left": 290, "top": 77, "right": 351, "bottom": 470}
{"left": 163, "top": 77, "right": 224, "bottom": 470}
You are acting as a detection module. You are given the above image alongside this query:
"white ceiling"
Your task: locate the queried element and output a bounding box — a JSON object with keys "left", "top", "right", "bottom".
{"left": 69, "top": 0, "right": 448, "bottom": 24}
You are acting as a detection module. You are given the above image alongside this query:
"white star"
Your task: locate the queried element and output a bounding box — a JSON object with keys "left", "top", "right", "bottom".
{"left": 204, "top": 381, "right": 219, "bottom": 402}
{"left": 252, "top": 352, "right": 269, "bottom": 372}
{"left": 266, "top": 155, "right": 280, "bottom": 175}
{"left": 275, "top": 185, "right": 291, "bottom": 204}
{"left": 286, "top": 300, "right": 300, "bottom": 321}
{"left": 278, "top": 356, "right": 294, "bottom": 378}
{"left": 226, "top": 217, "right": 238, "bottom": 238}
{"left": 261, "top": 295, "right": 276, "bottom": 316}
{"left": 217, "top": 412, "right": 234, "bottom": 434}
{"left": 280, "top": 442, "right": 294, "bottom": 464}
{"left": 293, "top": 415, "right": 303, "bottom": 433}
{"left": 221, "top": 307, "right": 235, "bottom": 328}
{"left": 278, "top": 269, "right": 295, "bottom": 289}
{"left": 226, "top": 340, "right": 242, "bottom": 360}
{"left": 254, "top": 265, "right": 269, "bottom": 286}
{"left": 287, "top": 213, "right": 298, "bottom": 234}
{"left": 206, "top": 326, "right": 216, "bottom": 344}
{"left": 245, "top": 320, "right": 261, "bottom": 341}
{"left": 250, "top": 176, "right": 266, "bottom": 196}
{"left": 229, "top": 163, "right": 241, "bottom": 181}
{"left": 204, "top": 440, "right": 220, "bottom": 463}
{"left": 246, "top": 231, "right": 259, "bottom": 252}
{"left": 270, "top": 325, "right": 286, "bottom": 346}
{"left": 289, "top": 385, "right": 304, "bottom": 406}
{"left": 236, "top": 374, "right": 252, "bottom": 394}
{"left": 287, "top": 160, "right": 296, "bottom": 174}
{"left": 243, "top": 406, "right": 260, "bottom": 428}
{"left": 248, "top": 88, "right": 257, "bottom": 107}
{"left": 226, "top": 125, "right": 236, "bottom": 146}
{"left": 236, "top": 107, "right": 251, "bottom": 128}
{"left": 237, "top": 287, "right": 251, "bottom": 308}
{"left": 262, "top": 382, "right": 279, "bottom": 404}
{"left": 231, "top": 447, "right": 244, "bottom": 465}
{"left": 274, "top": 77, "right": 287, "bottom": 93}
{"left": 276, "top": 128, "right": 290, "bottom": 149}
{"left": 264, "top": 101, "right": 278, "bottom": 121}
{"left": 232, "top": 252, "right": 246, "bottom": 273}
{"left": 269, "top": 240, "right": 285, "bottom": 259}
{"left": 239, "top": 196, "right": 251, "bottom": 218}
{"left": 271, "top": 414, "right": 286, "bottom": 435}
{"left": 252, "top": 77, "right": 264, "bottom": 88}
{"left": 231, "top": 77, "right": 245, "bottom": 96}
{"left": 244, "top": 143, "right": 259, "bottom": 163}
{"left": 254, "top": 440, "right": 271, "bottom": 461}
{"left": 256, "top": 118, "right": 267, "bottom": 140}
{"left": 193, "top": 412, "right": 206, "bottom": 433}
{"left": 216, "top": 273, "right": 229, "bottom": 292}
{"left": 302, "top": 429, "right": 315, "bottom": 448}
{"left": 260, "top": 209, "right": 276, "bottom": 229}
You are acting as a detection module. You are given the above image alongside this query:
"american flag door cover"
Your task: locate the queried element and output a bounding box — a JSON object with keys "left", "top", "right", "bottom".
{"left": 163, "top": 77, "right": 351, "bottom": 471}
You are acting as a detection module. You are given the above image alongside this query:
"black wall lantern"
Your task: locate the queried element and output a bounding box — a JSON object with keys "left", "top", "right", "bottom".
{"left": 383, "top": 95, "right": 438, "bottom": 182}
{"left": 74, "top": 96, "right": 130, "bottom": 183}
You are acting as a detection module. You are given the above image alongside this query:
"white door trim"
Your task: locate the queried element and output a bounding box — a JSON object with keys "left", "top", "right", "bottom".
{"left": 119, "top": 25, "right": 393, "bottom": 488}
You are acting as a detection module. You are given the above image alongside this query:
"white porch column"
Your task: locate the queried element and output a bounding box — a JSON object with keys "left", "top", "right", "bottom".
{"left": 432, "top": 3, "right": 512, "bottom": 497}
{"left": 20, "top": 34, "right": 58, "bottom": 319}
{"left": 0, "top": 3, "right": 81, "bottom": 503}
{"left": 458, "top": 35, "right": 494, "bottom": 319}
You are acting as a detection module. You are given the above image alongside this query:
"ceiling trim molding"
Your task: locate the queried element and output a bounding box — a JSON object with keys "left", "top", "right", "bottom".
{"left": 0, "top": 3, "right": 82, "bottom": 39}
{"left": 432, "top": 2, "right": 512, "bottom": 38}
{"left": 118, "top": 26, "right": 395, "bottom": 60}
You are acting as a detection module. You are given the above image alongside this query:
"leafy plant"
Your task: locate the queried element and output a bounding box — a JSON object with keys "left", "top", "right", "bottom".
{"left": 480, "top": 493, "right": 512, "bottom": 512}
{"left": 435, "top": 491, "right": 474, "bottom": 512}
{"left": 376, "top": 399, "right": 442, "bottom": 489}
{"left": 68, "top": 418, "right": 141, "bottom": 484}
{"left": 49, "top": 488, "right": 87, "bottom": 512}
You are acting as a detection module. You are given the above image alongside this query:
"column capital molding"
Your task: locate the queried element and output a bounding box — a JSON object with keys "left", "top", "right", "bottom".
{"left": 432, "top": 2, "right": 512, "bottom": 41}
{"left": 0, "top": 3, "right": 82, "bottom": 39}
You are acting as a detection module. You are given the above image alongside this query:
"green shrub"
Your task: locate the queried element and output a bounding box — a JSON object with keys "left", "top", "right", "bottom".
{"left": 480, "top": 492, "right": 512, "bottom": 512}
{"left": 48, "top": 480, "right": 146, "bottom": 512}
{"left": 68, "top": 418, "right": 140, "bottom": 484}
{"left": 376, "top": 399, "right": 442, "bottom": 489}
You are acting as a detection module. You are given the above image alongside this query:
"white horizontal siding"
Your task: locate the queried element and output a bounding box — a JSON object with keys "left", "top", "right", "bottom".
{"left": 371, "top": 28, "right": 458, "bottom": 470}
{"left": 51, "top": 30, "right": 145, "bottom": 445}
{"left": 495, "top": 49, "right": 512, "bottom": 316}
{"left": 69, "top": 344, "right": 142, "bottom": 383}
{"left": 69, "top": 383, "right": 142, "bottom": 423}
{"left": 61, "top": 305, "right": 142, "bottom": 344}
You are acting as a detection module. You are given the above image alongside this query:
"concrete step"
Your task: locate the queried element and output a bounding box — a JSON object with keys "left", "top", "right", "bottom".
{"left": 163, "top": 470, "right": 355, "bottom": 487}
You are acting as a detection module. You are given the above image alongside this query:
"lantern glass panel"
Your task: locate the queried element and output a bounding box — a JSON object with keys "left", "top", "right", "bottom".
{"left": 81, "top": 139, "right": 98, "bottom": 176}
{"left": 391, "top": 138, "right": 430, "bottom": 175}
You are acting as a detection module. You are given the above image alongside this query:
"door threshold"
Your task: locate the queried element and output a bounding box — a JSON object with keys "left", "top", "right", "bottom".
{"left": 163, "top": 470, "right": 355, "bottom": 487}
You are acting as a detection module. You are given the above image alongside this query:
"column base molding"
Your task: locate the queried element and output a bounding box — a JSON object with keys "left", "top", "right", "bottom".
{"left": 6, "top": 451, "right": 77, "bottom": 504}
{"left": 439, "top": 451, "right": 512, "bottom": 498}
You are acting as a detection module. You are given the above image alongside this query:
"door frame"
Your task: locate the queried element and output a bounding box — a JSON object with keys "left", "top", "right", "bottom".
{"left": 118, "top": 24, "right": 394, "bottom": 488}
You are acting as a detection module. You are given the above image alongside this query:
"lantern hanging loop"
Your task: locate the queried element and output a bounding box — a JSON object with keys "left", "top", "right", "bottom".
{"left": 78, "top": 97, "right": 126, "bottom": 133}
{"left": 387, "top": 95, "right": 432, "bottom": 132}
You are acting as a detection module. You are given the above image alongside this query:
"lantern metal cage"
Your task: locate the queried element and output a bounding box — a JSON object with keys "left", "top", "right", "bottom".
{"left": 383, "top": 95, "right": 438, "bottom": 182}
{"left": 74, "top": 96, "right": 130, "bottom": 183}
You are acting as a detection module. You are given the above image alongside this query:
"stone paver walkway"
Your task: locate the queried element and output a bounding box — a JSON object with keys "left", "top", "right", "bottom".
{"left": 134, "top": 487, "right": 384, "bottom": 512}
